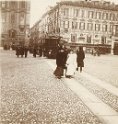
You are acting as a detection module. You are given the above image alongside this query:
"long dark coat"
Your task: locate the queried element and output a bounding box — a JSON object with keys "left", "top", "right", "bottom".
{"left": 33, "top": 47, "right": 37, "bottom": 57}
{"left": 24, "top": 47, "right": 28, "bottom": 57}
{"left": 54, "top": 50, "right": 65, "bottom": 77}
{"left": 16, "top": 46, "right": 20, "bottom": 56}
{"left": 56, "top": 50, "right": 66, "bottom": 68}
{"left": 20, "top": 46, "right": 24, "bottom": 55}
{"left": 76, "top": 50, "right": 85, "bottom": 67}
{"left": 39, "top": 48, "right": 42, "bottom": 57}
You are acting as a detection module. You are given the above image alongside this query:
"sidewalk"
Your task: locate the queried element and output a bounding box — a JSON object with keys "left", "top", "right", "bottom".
{"left": 84, "top": 54, "right": 118, "bottom": 88}
{"left": 47, "top": 59, "right": 118, "bottom": 124}
{"left": 1, "top": 50, "right": 118, "bottom": 124}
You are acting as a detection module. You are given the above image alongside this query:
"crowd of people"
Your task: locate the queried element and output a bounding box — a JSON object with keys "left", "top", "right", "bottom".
{"left": 32, "top": 46, "right": 43, "bottom": 58}
{"left": 15, "top": 45, "right": 44, "bottom": 58}
{"left": 16, "top": 45, "right": 29, "bottom": 58}
{"left": 15, "top": 44, "right": 85, "bottom": 79}
{"left": 91, "top": 47, "right": 100, "bottom": 56}
{"left": 54, "top": 46, "right": 85, "bottom": 79}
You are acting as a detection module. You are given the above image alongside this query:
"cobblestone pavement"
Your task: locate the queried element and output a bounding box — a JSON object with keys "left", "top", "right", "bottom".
{"left": 0, "top": 50, "right": 102, "bottom": 124}
{"left": 50, "top": 54, "right": 118, "bottom": 88}
{"left": 75, "top": 75, "right": 118, "bottom": 112}
{"left": 84, "top": 54, "right": 118, "bottom": 88}
{"left": 49, "top": 54, "right": 118, "bottom": 113}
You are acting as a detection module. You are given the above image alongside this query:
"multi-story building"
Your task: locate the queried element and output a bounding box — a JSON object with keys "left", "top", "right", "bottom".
{"left": 30, "top": 11, "right": 49, "bottom": 46}
{"left": 0, "top": 0, "right": 30, "bottom": 47}
{"left": 30, "top": 0, "right": 118, "bottom": 54}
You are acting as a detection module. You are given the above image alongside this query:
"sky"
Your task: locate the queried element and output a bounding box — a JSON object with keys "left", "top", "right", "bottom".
{"left": 30, "top": 0, "right": 118, "bottom": 27}
{"left": 30, "top": 0, "right": 59, "bottom": 27}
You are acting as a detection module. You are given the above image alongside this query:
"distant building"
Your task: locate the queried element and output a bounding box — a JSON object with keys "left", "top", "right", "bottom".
{"left": 0, "top": 0, "right": 30, "bottom": 47}
{"left": 30, "top": 0, "right": 118, "bottom": 54}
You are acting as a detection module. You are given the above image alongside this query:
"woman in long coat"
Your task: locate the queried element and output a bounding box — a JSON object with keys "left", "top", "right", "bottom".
{"left": 76, "top": 46, "right": 85, "bottom": 72}
{"left": 66, "top": 50, "right": 77, "bottom": 78}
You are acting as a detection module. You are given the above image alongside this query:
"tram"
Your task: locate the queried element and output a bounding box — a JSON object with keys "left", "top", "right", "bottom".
{"left": 43, "top": 36, "right": 60, "bottom": 58}
{"left": 29, "top": 35, "right": 67, "bottom": 59}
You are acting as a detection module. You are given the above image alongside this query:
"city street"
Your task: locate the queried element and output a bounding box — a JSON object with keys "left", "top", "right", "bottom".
{"left": 1, "top": 0, "right": 118, "bottom": 124}
{"left": 0, "top": 49, "right": 118, "bottom": 124}
{"left": 84, "top": 54, "right": 118, "bottom": 88}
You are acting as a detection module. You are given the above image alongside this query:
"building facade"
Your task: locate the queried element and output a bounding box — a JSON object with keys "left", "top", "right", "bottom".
{"left": 30, "top": 0, "right": 118, "bottom": 54}
{"left": 0, "top": 0, "right": 30, "bottom": 47}
{"left": 30, "top": 11, "right": 49, "bottom": 46}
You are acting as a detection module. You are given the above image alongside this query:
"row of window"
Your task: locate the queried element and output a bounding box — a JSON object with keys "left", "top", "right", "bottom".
{"left": 71, "top": 34, "right": 108, "bottom": 44}
{"left": 2, "top": 25, "right": 25, "bottom": 33}
{"left": 1, "top": 1, "right": 26, "bottom": 9}
{"left": 2, "top": 13, "right": 25, "bottom": 25}
{"left": 62, "top": 21, "right": 115, "bottom": 32}
{"left": 62, "top": 8, "right": 118, "bottom": 21}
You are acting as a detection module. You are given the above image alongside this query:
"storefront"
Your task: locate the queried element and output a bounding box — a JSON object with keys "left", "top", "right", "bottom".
{"left": 65, "top": 42, "right": 111, "bottom": 54}
{"left": 113, "top": 41, "right": 118, "bottom": 55}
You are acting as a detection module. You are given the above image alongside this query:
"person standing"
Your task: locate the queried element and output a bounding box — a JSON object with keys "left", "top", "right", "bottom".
{"left": 16, "top": 45, "right": 20, "bottom": 57}
{"left": 20, "top": 45, "right": 24, "bottom": 57}
{"left": 76, "top": 46, "right": 85, "bottom": 72}
{"left": 39, "top": 47, "right": 42, "bottom": 57}
{"left": 54, "top": 47, "right": 65, "bottom": 79}
{"left": 43, "top": 48, "right": 46, "bottom": 57}
{"left": 24, "top": 46, "right": 28, "bottom": 58}
{"left": 33, "top": 46, "right": 37, "bottom": 58}
{"left": 66, "top": 50, "right": 77, "bottom": 78}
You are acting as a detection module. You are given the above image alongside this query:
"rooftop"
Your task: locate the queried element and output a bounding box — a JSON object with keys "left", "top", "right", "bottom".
{"left": 49, "top": 0, "right": 118, "bottom": 13}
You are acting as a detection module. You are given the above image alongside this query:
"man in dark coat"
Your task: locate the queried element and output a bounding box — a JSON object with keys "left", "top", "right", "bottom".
{"left": 16, "top": 45, "right": 20, "bottom": 57}
{"left": 39, "top": 47, "right": 42, "bottom": 57}
{"left": 76, "top": 46, "right": 85, "bottom": 72}
{"left": 24, "top": 46, "right": 28, "bottom": 58}
{"left": 33, "top": 46, "right": 37, "bottom": 58}
{"left": 20, "top": 45, "right": 24, "bottom": 57}
{"left": 54, "top": 47, "right": 65, "bottom": 79}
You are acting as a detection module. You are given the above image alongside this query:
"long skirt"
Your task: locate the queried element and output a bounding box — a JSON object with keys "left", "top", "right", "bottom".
{"left": 66, "top": 64, "right": 76, "bottom": 76}
{"left": 53, "top": 66, "right": 63, "bottom": 77}
{"left": 77, "top": 61, "right": 84, "bottom": 67}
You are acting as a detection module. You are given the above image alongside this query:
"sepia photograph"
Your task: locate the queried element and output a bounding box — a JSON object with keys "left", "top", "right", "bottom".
{"left": 0, "top": 0, "right": 118, "bottom": 123}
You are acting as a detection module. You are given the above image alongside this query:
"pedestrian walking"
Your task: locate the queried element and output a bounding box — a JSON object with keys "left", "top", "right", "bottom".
{"left": 92, "top": 48, "right": 98, "bottom": 56}
{"left": 66, "top": 50, "right": 77, "bottom": 78}
{"left": 16, "top": 45, "right": 20, "bottom": 57}
{"left": 53, "top": 47, "right": 65, "bottom": 79}
{"left": 39, "top": 47, "right": 42, "bottom": 57}
{"left": 96, "top": 47, "right": 100, "bottom": 56}
{"left": 24, "top": 46, "right": 28, "bottom": 58}
{"left": 20, "top": 45, "right": 24, "bottom": 57}
{"left": 33, "top": 46, "right": 37, "bottom": 58}
{"left": 76, "top": 46, "right": 85, "bottom": 72}
{"left": 43, "top": 48, "right": 46, "bottom": 57}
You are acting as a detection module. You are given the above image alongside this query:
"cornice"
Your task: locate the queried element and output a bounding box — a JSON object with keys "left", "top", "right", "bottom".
{"left": 49, "top": 1, "right": 118, "bottom": 13}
